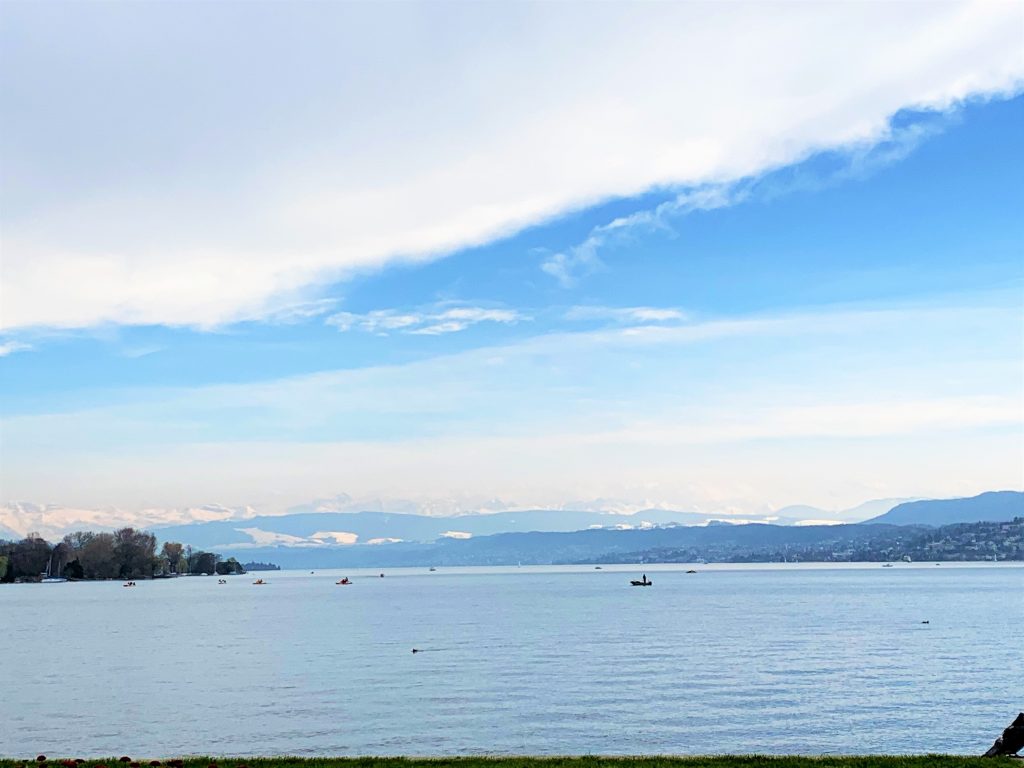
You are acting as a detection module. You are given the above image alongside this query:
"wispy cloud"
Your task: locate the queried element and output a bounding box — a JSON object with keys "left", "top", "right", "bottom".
{"left": 541, "top": 118, "right": 954, "bottom": 286}
{"left": 262, "top": 298, "right": 340, "bottom": 325}
{"left": 4, "top": 294, "right": 1021, "bottom": 512}
{"left": 565, "top": 306, "right": 688, "bottom": 324}
{"left": 543, "top": 186, "right": 738, "bottom": 286}
{"left": 0, "top": 341, "right": 31, "bottom": 357}
{"left": 326, "top": 305, "right": 524, "bottom": 335}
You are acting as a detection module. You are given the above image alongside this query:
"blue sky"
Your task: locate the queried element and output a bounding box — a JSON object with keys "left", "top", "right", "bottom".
{"left": 1, "top": 2, "right": 1022, "bottom": 526}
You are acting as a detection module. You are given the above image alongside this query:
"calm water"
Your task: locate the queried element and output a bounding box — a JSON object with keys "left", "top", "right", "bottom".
{"left": 1, "top": 563, "right": 1021, "bottom": 757}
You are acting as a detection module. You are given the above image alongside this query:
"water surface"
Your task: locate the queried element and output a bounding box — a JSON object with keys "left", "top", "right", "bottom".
{"left": 2, "top": 563, "right": 1021, "bottom": 756}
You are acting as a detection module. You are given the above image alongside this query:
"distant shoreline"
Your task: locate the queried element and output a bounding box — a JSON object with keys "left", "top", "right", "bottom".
{"left": 5, "top": 558, "right": 1021, "bottom": 584}
{"left": 1, "top": 756, "right": 1018, "bottom": 766}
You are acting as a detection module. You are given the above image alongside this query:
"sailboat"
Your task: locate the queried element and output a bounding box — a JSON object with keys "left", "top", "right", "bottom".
{"left": 41, "top": 553, "right": 67, "bottom": 583}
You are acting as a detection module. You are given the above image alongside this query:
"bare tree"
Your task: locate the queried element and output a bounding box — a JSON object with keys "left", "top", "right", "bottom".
{"left": 113, "top": 528, "right": 158, "bottom": 579}
{"left": 79, "top": 533, "right": 118, "bottom": 579}
{"left": 160, "top": 542, "right": 184, "bottom": 573}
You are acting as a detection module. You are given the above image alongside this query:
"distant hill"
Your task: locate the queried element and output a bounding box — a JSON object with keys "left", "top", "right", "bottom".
{"left": 216, "top": 515, "right": 1023, "bottom": 568}
{"left": 865, "top": 491, "right": 1024, "bottom": 526}
{"left": 211, "top": 520, "right": 913, "bottom": 568}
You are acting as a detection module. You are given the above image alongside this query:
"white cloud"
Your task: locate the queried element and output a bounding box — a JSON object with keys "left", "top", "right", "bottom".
{"left": 326, "top": 306, "right": 522, "bottom": 335}
{"left": 566, "top": 306, "right": 688, "bottom": 324}
{"left": 2, "top": 2, "right": 1021, "bottom": 329}
{"left": 0, "top": 341, "right": 31, "bottom": 357}
{"left": 440, "top": 531, "right": 472, "bottom": 539}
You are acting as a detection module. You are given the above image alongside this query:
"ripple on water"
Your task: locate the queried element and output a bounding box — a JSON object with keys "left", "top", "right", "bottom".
{"left": 1, "top": 563, "right": 1021, "bottom": 756}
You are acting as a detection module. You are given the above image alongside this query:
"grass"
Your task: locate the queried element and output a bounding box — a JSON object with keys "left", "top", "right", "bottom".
{"left": 1, "top": 757, "right": 1018, "bottom": 768}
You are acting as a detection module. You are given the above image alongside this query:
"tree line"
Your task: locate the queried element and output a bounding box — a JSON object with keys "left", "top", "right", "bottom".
{"left": 0, "top": 528, "right": 245, "bottom": 583}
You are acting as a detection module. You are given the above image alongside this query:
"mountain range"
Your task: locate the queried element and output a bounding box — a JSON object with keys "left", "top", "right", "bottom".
{"left": 149, "top": 508, "right": 791, "bottom": 550}
{"left": 191, "top": 490, "right": 1023, "bottom": 567}
{"left": 3, "top": 492, "right": 1020, "bottom": 561}
{"left": 0, "top": 497, "right": 881, "bottom": 542}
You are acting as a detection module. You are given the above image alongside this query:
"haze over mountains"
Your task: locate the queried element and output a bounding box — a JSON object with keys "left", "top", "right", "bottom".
{"left": 1, "top": 495, "right": 917, "bottom": 542}
{"left": 3, "top": 493, "right": 1020, "bottom": 563}
{"left": 216, "top": 491, "right": 1021, "bottom": 568}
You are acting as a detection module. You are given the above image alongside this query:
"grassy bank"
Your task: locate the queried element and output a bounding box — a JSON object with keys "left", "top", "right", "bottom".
{"left": 1, "top": 757, "right": 1017, "bottom": 768}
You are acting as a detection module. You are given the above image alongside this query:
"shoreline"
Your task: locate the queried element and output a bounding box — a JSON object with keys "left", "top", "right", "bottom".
{"left": 2, "top": 757, "right": 1020, "bottom": 766}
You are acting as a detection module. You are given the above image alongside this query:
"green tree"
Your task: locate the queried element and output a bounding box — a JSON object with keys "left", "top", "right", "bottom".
{"left": 193, "top": 551, "right": 219, "bottom": 575}
{"left": 215, "top": 557, "right": 244, "bottom": 575}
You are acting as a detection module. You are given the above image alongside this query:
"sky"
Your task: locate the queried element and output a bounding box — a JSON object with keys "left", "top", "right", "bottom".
{"left": 1, "top": 1, "right": 1023, "bottom": 529}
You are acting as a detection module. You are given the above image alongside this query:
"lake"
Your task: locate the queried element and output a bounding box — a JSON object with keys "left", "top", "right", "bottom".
{"left": 1, "top": 563, "right": 1021, "bottom": 757}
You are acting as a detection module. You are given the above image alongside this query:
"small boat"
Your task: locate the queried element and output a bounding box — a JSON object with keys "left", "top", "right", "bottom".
{"left": 630, "top": 574, "right": 653, "bottom": 587}
{"left": 41, "top": 557, "right": 67, "bottom": 583}
{"left": 429, "top": 567, "right": 436, "bottom": 572}
{"left": 882, "top": 563, "right": 894, "bottom": 568}
{"left": 594, "top": 566, "right": 602, "bottom": 570}
{"left": 252, "top": 579, "right": 266, "bottom": 585}
{"left": 685, "top": 569, "right": 698, "bottom": 574}
{"left": 336, "top": 578, "right": 351, "bottom": 585}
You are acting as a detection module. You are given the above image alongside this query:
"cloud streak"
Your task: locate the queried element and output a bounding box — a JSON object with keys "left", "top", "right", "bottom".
{"left": 541, "top": 118, "right": 951, "bottom": 285}
{"left": 326, "top": 306, "right": 523, "bottom": 335}
{"left": 2, "top": 2, "right": 1021, "bottom": 329}
{"left": 3, "top": 294, "right": 1021, "bottom": 512}
{"left": 0, "top": 341, "right": 31, "bottom": 357}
